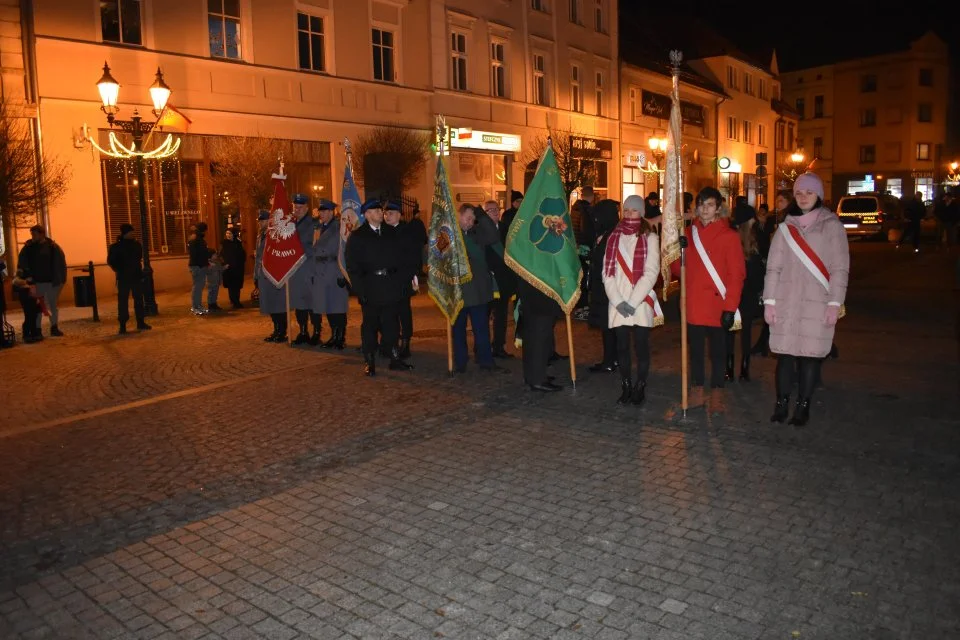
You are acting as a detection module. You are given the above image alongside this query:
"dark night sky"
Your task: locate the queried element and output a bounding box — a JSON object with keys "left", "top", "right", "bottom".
{"left": 621, "top": 0, "right": 958, "bottom": 72}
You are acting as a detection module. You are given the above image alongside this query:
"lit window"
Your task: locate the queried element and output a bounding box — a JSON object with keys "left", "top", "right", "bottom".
{"left": 916, "top": 143, "right": 931, "bottom": 161}
{"left": 595, "top": 71, "right": 604, "bottom": 117}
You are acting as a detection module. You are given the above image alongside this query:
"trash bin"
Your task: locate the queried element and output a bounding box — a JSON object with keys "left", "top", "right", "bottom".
{"left": 73, "top": 275, "right": 94, "bottom": 307}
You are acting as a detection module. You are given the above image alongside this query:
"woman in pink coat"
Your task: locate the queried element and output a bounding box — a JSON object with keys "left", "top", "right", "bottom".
{"left": 763, "top": 173, "right": 849, "bottom": 426}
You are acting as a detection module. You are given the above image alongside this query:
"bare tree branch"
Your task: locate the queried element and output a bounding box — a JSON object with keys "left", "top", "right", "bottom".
{"left": 352, "top": 125, "right": 431, "bottom": 191}
{"left": 0, "top": 98, "right": 71, "bottom": 227}
{"left": 208, "top": 135, "right": 285, "bottom": 215}
{"left": 520, "top": 127, "right": 597, "bottom": 196}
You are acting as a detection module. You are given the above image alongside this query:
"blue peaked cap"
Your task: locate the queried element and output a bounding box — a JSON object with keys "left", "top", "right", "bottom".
{"left": 292, "top": 193, "right": 309, "bottom": 205}
{"left": 361, "top": 198, "right": 383, "bottom": 214}
{"left": 317, "top": 198, "right": 337, "bottom": 211}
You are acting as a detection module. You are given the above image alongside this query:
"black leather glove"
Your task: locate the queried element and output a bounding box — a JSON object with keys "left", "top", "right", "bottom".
{"left": 336, "top": 277, "right": 347, "bottom": 288}
{"left": 720, "top": 310, "right": 736, "bottom": 330}
{"left": 678, "top": 236, "right": 688, "bottom": 249}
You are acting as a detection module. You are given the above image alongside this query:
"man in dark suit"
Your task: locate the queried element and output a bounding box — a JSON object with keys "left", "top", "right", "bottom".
{"left": 480, "top": 200, "right": 517, "bottom": 358}
{"left": 345, "top": 198, "right": 414, "bottom": 376}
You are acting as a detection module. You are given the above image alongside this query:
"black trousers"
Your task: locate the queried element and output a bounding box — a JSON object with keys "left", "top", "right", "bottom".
{"left": 776, "top": 355, "right": 822, "bottom": 398}
{"left": 725, "top": 308, "right": 757, "bottom": 361}
{"left": 577, "top": 257, "right": 590, "bottom": 307}
{"left": 361, "top": 302, "right": 400, "bottom": 357}
{"left": 688, "top": 324, "right": 727, "bottom": 388}
{"left": 227, "top": 285, "right": 242, "bottom": 307}
{"left": 614, "top": 326, "right": 650, "bottom": 382}
{"left": 270, "top": 312, "right": 288, "bottom": 336}
{"left": 599, "top": 327, "right": 617, "bottom": 365}
{"left": 900, "top": 218, "right": 922, "bottom": 249}
{"left": 522, "top": 313, "right": 556, "bottom": 385}
{"left": 117, "top": 278, "right": 144, "bottom": 325}
{"left": 489, "top": 296, "right": 510, "bottom": 349}
{"left": 398, "top": 296, "right": 413, "bottom": 340}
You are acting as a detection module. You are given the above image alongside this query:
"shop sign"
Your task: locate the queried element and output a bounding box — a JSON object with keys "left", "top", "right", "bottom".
{"left": 625, "top": 150, "right": 647, "bottom": 167}
{"left": 641, "top": 90, "right": 705, "bottom": 127}
{"left": 570, "top": 136, "right": 613, "bottom": 160}
{"left": 450, "top": 128, "right": 521, "bottom": 152}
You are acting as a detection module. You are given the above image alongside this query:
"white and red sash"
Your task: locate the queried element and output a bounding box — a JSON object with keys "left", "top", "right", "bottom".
{"left": 778, "top": 223, "right": 830, "bottom": 291}
{"left": 691, "top": 225, "right": 741, "bottom": 330}
{"left": 615, "top": 249, "right": 663, "bottom": 324}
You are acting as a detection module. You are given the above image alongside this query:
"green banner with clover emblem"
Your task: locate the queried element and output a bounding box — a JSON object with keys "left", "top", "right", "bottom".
{"left": 503, "top": 144, "right": 583, "bottom": 314}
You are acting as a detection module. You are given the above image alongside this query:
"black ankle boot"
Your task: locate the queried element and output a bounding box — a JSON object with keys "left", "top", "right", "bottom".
{"left": 389, "top": 347, "right": 414, "bottom": 371}
{"left": 399, "top": 338, "right": 411, "bottom": 359}
{"left": 309, "top": 331, "right": 321, "bottom": 346}
{"left": 771, "top": 395, "right": 790, "bottom": 423}
{"left": 725, "top": 355, "right": 735, "bottom": 381}
{"left": 364, "top": 354, "right": 376, "bottom": 377}
{"left": 320, "top": 331, "right": 337, "bottom": 348}
{"left": 293, "top": 331, "right": 310, "bottom": 345}
{"left": 631, "top": 380, "right": 646, "bottom": 405}
{"left": 617, "top": 378, "right": 632, "bottom": 404}
{"left": 789, "top": 398, "right": 811, "bottom": 427}
{"left": 333, "top": 326, "right": 346, "bottom": 350}
{"left": 589, "top": 361, "right": 617, "bottom": 373}
{"left": 739, "top": 357, "right": 750, "bottom": 382}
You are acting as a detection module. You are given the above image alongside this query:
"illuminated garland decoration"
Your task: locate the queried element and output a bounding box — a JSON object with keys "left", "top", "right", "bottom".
{"left": 82, "top": 126, "right": 181, "bottom": 160}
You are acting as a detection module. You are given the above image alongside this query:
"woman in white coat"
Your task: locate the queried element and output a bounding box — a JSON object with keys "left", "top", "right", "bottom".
{"left": 602, "top": 194, "right": 661, "bottom": 405}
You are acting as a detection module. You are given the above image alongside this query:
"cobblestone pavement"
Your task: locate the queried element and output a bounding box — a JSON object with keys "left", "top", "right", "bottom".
{"left": 0, "top": 244, "right": 957, "bottom": 639}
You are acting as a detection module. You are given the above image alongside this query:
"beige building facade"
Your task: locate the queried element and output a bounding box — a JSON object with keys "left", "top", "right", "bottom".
{"left": 689, "top": 54, "right": 780, "bottom": 208}
{"left": 782, "top": 33, "right": 950, "bottom": 203}
{"left": 619, "top": 61, "right": 721, "bottom": 202}
{"left": 10, "top": 0, "right": 617, "bottom": 294}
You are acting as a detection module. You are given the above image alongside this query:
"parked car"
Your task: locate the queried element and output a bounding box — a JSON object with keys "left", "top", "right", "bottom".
{"left": 836, "top": 193, "right": 887, "bottom": 238}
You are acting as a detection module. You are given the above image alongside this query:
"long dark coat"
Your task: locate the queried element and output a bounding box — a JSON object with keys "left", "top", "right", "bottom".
{"left": 310, "top": 219, "right": 349, "bottom": 314}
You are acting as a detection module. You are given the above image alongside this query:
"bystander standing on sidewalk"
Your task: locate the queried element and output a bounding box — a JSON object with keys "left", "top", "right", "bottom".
{"left": 107, "top": 223, "right": 152, "bottom": 335}
{"left": 218, "top": 228, "right": 247, "bottom": 309}
{"left": 16, "top": 225, "right": 66, "bottom": 337}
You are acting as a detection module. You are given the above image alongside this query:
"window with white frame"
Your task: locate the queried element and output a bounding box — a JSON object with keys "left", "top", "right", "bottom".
{"left": 595, "top": 70, "right": 604, "bottom": 117}
{"left": 727, "top": 65, "right": 738, "bottom": 90}
{"left": 916, "top": 142, "right": 931, "bottom": 160}
{"left": 372, "top": 27, "right": 395, "bottom": 82}
{"left": 569, "top": 0, "right": 581, "bottom": 24}
{"left": 742, "top": 120, "right": 753, "bottom": 143}
{"left": 451, "top": 31, "right": 468, "bottom": 91}
{"left": 757, "top": 124, "right": 766, "bottom": 147}
{"left": 101, "top": 0, "right": 142, "bottom": 45}
{"left": 490, "top": 40, "right": 506, "bottom": 98}
{"left": 594, "top": 0, "right": 604, "bottom": 32}
{"left": 744, "top": 73, "right": 753, "bottom": 95}
{"left": 571, "top": 65, "right": 582, "bottom": 112}
{"left": 727, "top": 116, "right": 738, "bottom": 140}
{"left": 628, "top": 87, "right": 637, "bottom": 122}
{"left": 758, "top": 78, "right": 767, "bottom": 100}
{"left": 533, "top": 53, "right": 547, "bottom": 105}
{"left": 297, "top": 12, "right": 326, "bottom": 72}
{"left": 209, "top": 0, "right": 242, "bottom": 59}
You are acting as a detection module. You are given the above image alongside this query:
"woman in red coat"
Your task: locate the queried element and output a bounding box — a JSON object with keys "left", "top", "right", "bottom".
{"left": 672, "top": 187, "right": 746, "bottom": 403}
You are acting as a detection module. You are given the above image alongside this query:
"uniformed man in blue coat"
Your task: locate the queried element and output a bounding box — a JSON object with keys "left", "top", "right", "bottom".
{"left": 255, "top": 210, "right": 288, "bottom": 342}
{"left": 290, "top": 193, "right": 318, "bottom": 344}
{"left": 309, "top": 198, "right": 349, "bottom": 348}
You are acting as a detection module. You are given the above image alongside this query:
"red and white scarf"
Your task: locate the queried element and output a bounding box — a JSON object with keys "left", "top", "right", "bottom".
{"left": 604, "top": 219, "right": 647, "bottom": 284}
{"left": 604, "top": 220, "right": 661, "bottom": 319}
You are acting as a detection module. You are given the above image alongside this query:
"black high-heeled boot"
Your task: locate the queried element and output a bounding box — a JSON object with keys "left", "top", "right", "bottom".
{"left": 770, "top": 395, "right": 790, "bottom": 423}
{"left": 631, "top": 380, "right": 646, "bottom": 405}
{"left": 725, "top": 354, "right": 735, "bottom": 381}
{"left": 617, "top": 378, "right": 632, "bottom": 404}
{"left": 789, "top": 398, "right": 811, "bottom": 427}
{"left": 739, "top": 357, "right": 750, "bottom": 382}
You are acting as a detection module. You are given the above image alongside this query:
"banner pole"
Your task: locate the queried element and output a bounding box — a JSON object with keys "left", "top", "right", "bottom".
{"left": 447, "top": 323, "right": 454, "bottom": 373}
{"left": 680, "top": 248, "right": 688, "bottom": 415}
{"left": 565, "top": 313, "right": 576, "bottom": 389}
{"left": 285, "top": 283, "right": 292, "bottom": 347}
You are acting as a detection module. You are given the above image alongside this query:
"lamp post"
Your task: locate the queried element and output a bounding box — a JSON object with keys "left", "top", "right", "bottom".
{"left": 648, "top": 136, "right": 668, "bottom": 194}
{"left": 790, "top": 151, "right": 805, "bottom": 164}
{"left": 96, "top": 62, "right": 172, "bottom": 316}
